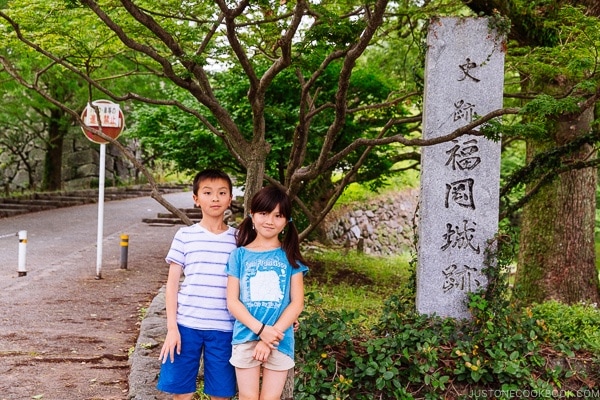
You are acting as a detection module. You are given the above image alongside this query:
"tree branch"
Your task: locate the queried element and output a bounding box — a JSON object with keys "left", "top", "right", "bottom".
{"left": 311, "top": 0, "right": 389, "bottom": 176}
{"left": 0, "top": 53, "right": 193, "bottom": 224}
{"left": 294, "top": 107, "right": 519, "bottom": 182}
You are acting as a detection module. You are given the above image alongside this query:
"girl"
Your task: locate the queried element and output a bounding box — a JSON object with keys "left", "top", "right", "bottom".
{"left": 226, "top": 185, "right": 308, "bottom": 400}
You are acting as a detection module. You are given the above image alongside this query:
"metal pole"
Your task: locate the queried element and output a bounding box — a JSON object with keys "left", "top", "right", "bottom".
{"left": 96, "top": 143, "right": 106, "bottom": 279}
{"left": 120, "top": 233, "right": 129, "bottom": 269}
{"left": 17, "top": 230, "right": 27, "bottom": 277}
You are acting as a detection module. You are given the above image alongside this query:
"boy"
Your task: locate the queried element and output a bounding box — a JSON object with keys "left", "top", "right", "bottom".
{"left": 157, "top": 169, "right": 237, "bottom": 400}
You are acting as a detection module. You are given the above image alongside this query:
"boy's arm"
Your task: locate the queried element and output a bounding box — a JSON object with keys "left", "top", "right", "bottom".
{"left": 159, "top": 262, "right": 183, "bottom": 363}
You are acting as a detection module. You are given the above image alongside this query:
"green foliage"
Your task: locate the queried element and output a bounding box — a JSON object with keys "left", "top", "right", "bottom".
{"left": 507, "top": 4, "right": 600, "bottom": 86}
{"left": 485, "top": 10, "right": 511, "bottom": 38}
{"left": 521, "top": 95, "right": 583, "bottom": 122}
{"left": 530, "top": 301, "right": 600, "bottom": 353}
{"left": 127, "top": 54, "right": 415, "bottom": 214}
{"left": 304, "top": 3, "right": 366, "bottom": 50}
{"left": 126, "top": 86, "right": 242, "bottom": 177}
{"left": 0, "top": 0, "right": 163, "bottom": 191}
{"left": 597, "top": 240, "right": 600, "bottom": 272}
{"left": 295, "top": 293, "right": 364, "bottom": 399}
{"left": 498, "top": 0, "right": 600, "bottom": 224}
{"left": 295, "top": 241, "right": 599, "bottom": 398}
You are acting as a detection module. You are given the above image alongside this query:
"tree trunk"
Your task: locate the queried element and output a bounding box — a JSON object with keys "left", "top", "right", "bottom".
{"left": 468, "top": 0, "right": 600, "bottom": 308}
{"left": 42, "top": 109, "right": 64, "bottom": 191}
{"left": 516, "top": 106, "right": 600, "bottom": 305}
{"left": 304, "top": 171, "right": 337, "bottom": 242}
{"left": 242, "top": 144, "right": 268, "bottom": 213}
{"left": 280, "top": 368, "right": 294, "bottom": 400}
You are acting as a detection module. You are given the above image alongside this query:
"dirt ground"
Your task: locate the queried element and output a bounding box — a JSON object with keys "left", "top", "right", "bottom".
{"left": 0, "top": 224, "right": 175, "bottom": 400}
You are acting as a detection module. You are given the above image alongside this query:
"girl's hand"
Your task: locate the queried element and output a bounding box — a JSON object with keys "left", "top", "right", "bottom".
{"left": 253, "top": 340, "right": 272, "bottom": 362}
{"left": 158, "top": 328, "right": 181, "bottom": 364}
{"left": 258, "top": 325, "right": 284, "bottom": 349}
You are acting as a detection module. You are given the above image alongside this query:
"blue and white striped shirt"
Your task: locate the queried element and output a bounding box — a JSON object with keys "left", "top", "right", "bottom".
{"left": 165, "top": 224, "right": 237, "bottom": 332}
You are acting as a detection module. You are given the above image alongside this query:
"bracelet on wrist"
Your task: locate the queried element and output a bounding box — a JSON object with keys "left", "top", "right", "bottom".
{"left": 256, "top": 323, "right": 266, "bottom": 336}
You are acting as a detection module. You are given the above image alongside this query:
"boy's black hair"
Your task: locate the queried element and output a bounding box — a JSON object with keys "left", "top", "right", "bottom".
{"left": 236, "top": 185, "right": 308, "bottom": 268}
{"left": 192, "top": 169, "right": 233, "bottom": 195}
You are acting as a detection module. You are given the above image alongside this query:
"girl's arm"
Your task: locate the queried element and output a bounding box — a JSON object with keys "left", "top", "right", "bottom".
{"left": 226, "top": 276, "right": 284, "bottom": 346}
{"left": 159, "top": 263, "right": 183, "bottom": 363}
{"left": 272, "top": 272, "right": 305, "bottom": 334}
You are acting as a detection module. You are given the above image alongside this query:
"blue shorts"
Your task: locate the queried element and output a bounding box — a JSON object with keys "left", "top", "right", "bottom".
{"left": 156, "top": 325, "right": 236, "bottom": 397}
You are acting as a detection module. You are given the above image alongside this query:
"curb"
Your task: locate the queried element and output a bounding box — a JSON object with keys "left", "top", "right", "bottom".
{"left": 128, "top": 286, "right": 169, "bottom": 400}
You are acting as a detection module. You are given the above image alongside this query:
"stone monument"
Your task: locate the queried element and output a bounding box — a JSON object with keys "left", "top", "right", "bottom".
{"left": 416, "top": 17, "right": 506, "bottom": 319}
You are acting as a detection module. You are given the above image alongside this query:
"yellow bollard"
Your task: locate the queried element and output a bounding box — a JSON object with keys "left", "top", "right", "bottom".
{"left": 120, "top": 234, "right": 129, "bottom": 269}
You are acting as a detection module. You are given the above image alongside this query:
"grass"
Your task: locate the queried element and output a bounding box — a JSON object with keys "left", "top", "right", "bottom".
{"left": 303, "top": 248, "right": 413, "bottom": 325}
{"left": 334, "top": 170, "right": 419, "bottom": 205}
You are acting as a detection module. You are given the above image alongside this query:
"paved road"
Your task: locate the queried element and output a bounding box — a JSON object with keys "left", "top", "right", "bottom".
{"left": 0, "top": 191, "right": 193, "bottom": 290}
{"left": 0, "top": 190, "right": 196, "bottom": 399}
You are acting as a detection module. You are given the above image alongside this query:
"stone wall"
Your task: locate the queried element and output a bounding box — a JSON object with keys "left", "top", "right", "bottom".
{"left": 323, "top": 188, "right": 420, "bottom": 256}
{"left": 62, "top": 130, "right": 138, "bottom": 190}
{"left": 7, "top": 128, "right": 139, "bottom": 192}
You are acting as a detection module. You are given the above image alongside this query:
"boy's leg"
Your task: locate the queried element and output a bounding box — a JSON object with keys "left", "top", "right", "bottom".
{"left": 235, "top": 366, "right": 261, "bottom": 400}
{"left": 203, "top": 330, "right": 236, "bottom": 399}
{"left": 173, "top": 394, "right": 194, "bottom": 400}
{"left": 156, "top": 325, "right": 203, "bottom": 396}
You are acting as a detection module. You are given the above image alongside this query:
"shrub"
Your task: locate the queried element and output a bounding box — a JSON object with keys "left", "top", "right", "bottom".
{"left": 295, "top": 241, "right": 600, "bottom": 399}
{"left": 530, "top": 300, "right": 600, "bottom": 352}
{"left": 295, "top": 292, "right": 363, "bottom": 399}
{"left": 295, "top": 292, "right": 599, "bottom": 399}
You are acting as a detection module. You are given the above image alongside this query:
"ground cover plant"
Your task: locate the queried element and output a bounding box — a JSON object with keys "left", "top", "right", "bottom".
{"left": 295, "top": 244, "right": 600, "bottom": 399}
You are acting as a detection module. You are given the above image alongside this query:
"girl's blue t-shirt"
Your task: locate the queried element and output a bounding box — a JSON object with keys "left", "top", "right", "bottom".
{"left": 226, "top": 246, "right": 308, "bottom": 360}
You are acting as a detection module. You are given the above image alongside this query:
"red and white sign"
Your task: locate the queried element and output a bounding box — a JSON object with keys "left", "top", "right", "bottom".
{"left": 81, "top": 99, "right": 125, "bottom": 144}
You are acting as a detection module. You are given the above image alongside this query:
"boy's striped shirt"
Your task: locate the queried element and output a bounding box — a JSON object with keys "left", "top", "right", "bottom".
{"left": 165, "top": 224, "right": 237, "bottom": 331}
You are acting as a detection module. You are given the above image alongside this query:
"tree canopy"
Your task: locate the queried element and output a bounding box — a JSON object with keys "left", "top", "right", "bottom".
{"left": 1, "top": 0, "right": 468, "bottom": 238}
{"left": 1, "top": 0, "right": 599, "bottom": 304}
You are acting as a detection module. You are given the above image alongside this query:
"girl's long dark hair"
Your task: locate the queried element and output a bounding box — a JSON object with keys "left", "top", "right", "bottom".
{"left": 236, "top": 185, "right": 308, "bottom": 269}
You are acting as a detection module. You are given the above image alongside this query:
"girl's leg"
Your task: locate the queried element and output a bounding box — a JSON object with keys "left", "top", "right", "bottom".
{"left": 259, "top": 368, "right": 288, "bottom": 400}
{"left": 235, "top": 366, "right": 261, "bottom": 400}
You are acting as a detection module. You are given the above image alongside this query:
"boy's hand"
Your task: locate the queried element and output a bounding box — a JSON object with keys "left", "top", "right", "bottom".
{"left": 253, "top": 340, "right": 272, "bottom": 362}
{"left": 159, "top": 328, "right": 181, "bottom": 363}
